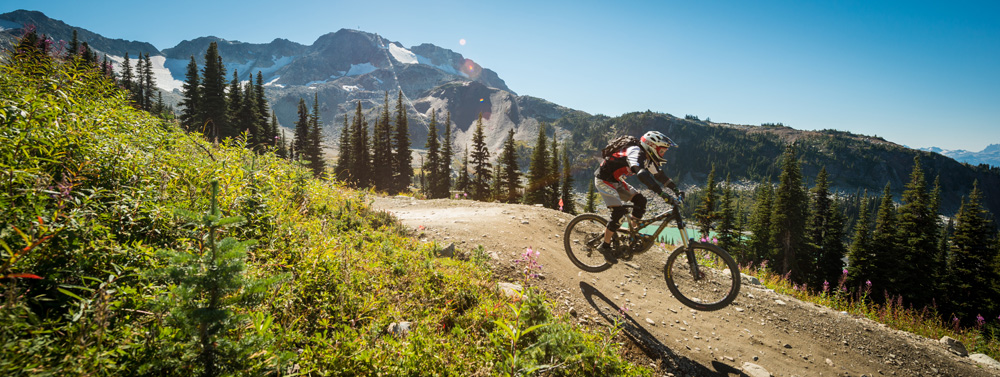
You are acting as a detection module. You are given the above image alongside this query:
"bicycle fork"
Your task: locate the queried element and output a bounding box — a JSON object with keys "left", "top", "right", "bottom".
{"left": 677, "top": 222, "right": 704, "bottom": 280}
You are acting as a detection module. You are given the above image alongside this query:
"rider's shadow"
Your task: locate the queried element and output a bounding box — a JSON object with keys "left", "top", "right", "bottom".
{"left": 578, "top": 282, "right": 748, "bottom": 377}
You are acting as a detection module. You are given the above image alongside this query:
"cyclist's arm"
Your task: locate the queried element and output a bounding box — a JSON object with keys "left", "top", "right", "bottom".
{"left": 653, "top": 170, "right": 679, "bottom": 194}
{"left": 632, "top": 167, "right": 665, "bottom": 196}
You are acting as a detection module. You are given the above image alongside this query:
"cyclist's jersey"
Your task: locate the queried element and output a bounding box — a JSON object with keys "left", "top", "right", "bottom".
{"left": 595, "top": 145, "right": 660, "bottom": 184}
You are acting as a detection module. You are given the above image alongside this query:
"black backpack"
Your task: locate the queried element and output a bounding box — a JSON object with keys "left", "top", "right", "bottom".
{"left": 601, "top": 135, "right": 640, "bottom": 159}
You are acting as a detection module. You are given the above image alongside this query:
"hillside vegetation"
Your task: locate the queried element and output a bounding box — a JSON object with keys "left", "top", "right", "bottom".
{"left": 0, "top": 34, "right": 646, "bottom": 376}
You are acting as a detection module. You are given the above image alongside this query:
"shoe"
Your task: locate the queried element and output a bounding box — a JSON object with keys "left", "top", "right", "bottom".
{"left": 598, "top": 243, "right": 618, "bottom": 264}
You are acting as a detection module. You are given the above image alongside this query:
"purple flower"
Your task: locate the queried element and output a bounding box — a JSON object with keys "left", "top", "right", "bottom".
{"left": 865, "top": 280, "right": 872, "bottom": 287}
{"left": 977, "top": 314, "right": 985, "bottom": 327}
{"left": 823, "top": 280, "right": 830, "bottom": 293}
{"left": 842, "top": 269, "right": 848, "bottom": 276}
{"left": 711, "top": 237, "right": 718, "bottom": 244}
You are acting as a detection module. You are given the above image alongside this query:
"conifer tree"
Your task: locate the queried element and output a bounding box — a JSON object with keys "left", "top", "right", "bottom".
{"left": 847, "top": 194, "right": 876, "bottom": 289}
{"left": 372, "top": 93, "right": 394, "bottom": 191}
{"left": 745, "top": 181, "right": 775, "bottom": 267}
{"left": 179, "top": 56, "right": 200, "bottom": 132}
{"left": 254, "top": 72, "right": 271, "bottom": 145}
{"left": 142, "top": 53, "right": 155, "bottom": 111}
{"left": 560, "top": 150, "right": 576, "bottom": 214}
{"left": 335, "top": 114, "right": 352, "bottom": 182}
{"left": 771, "top": 145, "right": 808, "bottom": 281}
{"left": 945, "top": 182, "right": 998, "bottom": 324}
{"left": 306, "top": 94, "right": 325, "bottom": 177}
{"left": 469, "top": 114, "right": 492, "bottom": 201}
{"left": 132, "top": 52, "right": 146, "bottom": 107}
{"left": 351, "top": 101, "right": 372, "bottom": 187}
{"left": 199, "top": 42, "right": 229, "bottom": 140}
{"left": 277, "top": 128, "right": 288, "bottom": 159}
{"left": 524, "top": 123, "right": 549, "bottom": 205}
{"left": 392, "top": 90, "right": 412, "bottom": 193}
{"left": 871, "top": 183, "right": 899, "bottom": 298}
{"left": 817, "top": 201, "right": 847, "bottom": 290}
{"left": 120, "top": 52, "right": 134, "bottom": 95}
{"left": 422, "top": 111, "right": 442, "bottom": 198}
{"left": 437, "top": 112, "right": 454, "bottom": 197}
{"left": 716, "top": 175, "right": 739, "bottom": 251}
{"left": 456, "top": 148, "right": 470, "bottom": 196}
{"left": 548, "top": 136, "right": 560, "bottom": 209}
{"left": 293, "top": 98, "right": 309, "bottom": 162}
{"left": 896, "top": 157, "right": 940, "bottom": 307}
{"left": 694, "top": 164, "right": 719, "bottom": 237}
{"left": 497, "top": 128, "right": 522, "bottom": 203}
{"left": 585, "top": 180, "right": 598, "bottom": 214}
{"left": 67, "top": 29, "right": 79, "bottom": 58}
{"left": 803, "top": 167, "right": 833, "bottom": 287}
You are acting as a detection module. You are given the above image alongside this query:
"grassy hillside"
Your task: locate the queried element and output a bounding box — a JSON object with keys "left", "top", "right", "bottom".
{"left": 0, "top": 38, "right": 647, "bottom": 376}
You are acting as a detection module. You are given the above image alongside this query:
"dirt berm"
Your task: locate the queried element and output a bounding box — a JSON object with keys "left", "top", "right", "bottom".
{"left": 373, "top": 196, "right": 999, "bottom": 377}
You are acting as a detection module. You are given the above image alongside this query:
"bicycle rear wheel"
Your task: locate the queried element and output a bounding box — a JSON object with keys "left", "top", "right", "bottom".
{"left": 664, "top": 242, "right": 740, "bottom": 311}
{"left": 563, "top": 214, "right": 613, "bottom": 273}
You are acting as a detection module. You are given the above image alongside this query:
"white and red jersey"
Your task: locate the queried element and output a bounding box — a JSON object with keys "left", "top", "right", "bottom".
{"left": 595, "top": 145, "right": 660, "bottom": 184}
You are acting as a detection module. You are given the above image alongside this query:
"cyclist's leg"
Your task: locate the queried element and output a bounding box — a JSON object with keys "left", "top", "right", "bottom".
{"left": 595, "top": 178, "right": 628, "bottom": 245}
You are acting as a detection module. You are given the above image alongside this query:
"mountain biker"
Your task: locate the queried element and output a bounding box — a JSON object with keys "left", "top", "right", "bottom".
{"left": 594, "top": 130, "right": 681, "bottom": 263}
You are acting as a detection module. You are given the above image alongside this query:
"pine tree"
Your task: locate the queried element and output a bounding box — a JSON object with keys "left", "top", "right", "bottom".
{"left": 871, "top": 183, "right": 899, "bottom": 299}
{"left": 945, "top": 182, "right": 998, "bottom": 324}
{"left": 547, "top": 136, "right": 560, "bottom": 209}
{"left": 895, "top": 157, "right": 940, "bottom": 307}
{"left": 351, "top": 101, "right": 372, "bottom": 187}
{"left": 716, "top": 175, "right": 739, "bottom": 251}
{"left": 392, "top": 90, "right": 412, "bottom": 193}
{"left": 437, "top": 112, "right": 454, "bottom": 197}
{"left": 179, "top": 56, "right": 200, "bottom": 132}
{"left": 277, "top": 128, "right": 288, "bottom": 159}
{"left": 745, "top": 181, "right": 775, "bottom": 267}
{"left": 120, "top": 52, "right": 134, "bottom": 96}
{"left": 771, "top": 145, "right": 808, "bottom": 282}
{"left": 469, "top": 114, "right": 492, "bottom": 201}
{"left": 254, "top": 72, "right": 272, "bottom": 146}
{"left": 694, "top": 165, "right": 719, "bottom": 237}
{"left": 456, "top": 148, "right": 470, "bottom": 196}
{"left": 66, "top": 29, "right": 79, "bottom": 58}
{"left": 584, "top": 180, "right": 598, "bottom": 214}
{"left": 199, "top": 42, "right": 229, "bottom": 140}
{"left": 293, "top": 98, "right": 310, "bottom": 162}
{"left": 524, "top": 123, "right": 549, "bottom": 205}
{"left": 847, "top": 193, "right": 876, "bottom": 290}
{"left": 335, "top": 114, "right": 352, "bottom": 182}
{"left": 307, "top": 94, "right": 325, "bottom": 177}
{"left": 142, "top": 53, "right": 156, "bottom": 111}
{"left": 817, "top": 201, "right": 847, "bottom": 291}
{"left": 497, "top": 128, "right": 522, "bottom": 203}
{"left": 372, "top": 93, "right": 394, "bottom": 191}
{"left": 804, "top": 167, "right": 833, "bottom": 288}
{"left": 132, "top": 52, "right": 146, "bottom": 107}
{"left": 423, "top": 111, "right": 442, "bottom": 198}
{"left": 560, "top": 150, "right": 576, "bottom": 214}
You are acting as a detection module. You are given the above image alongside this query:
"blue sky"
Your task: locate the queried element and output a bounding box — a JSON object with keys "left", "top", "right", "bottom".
{"left": 11, "top": 0, "right": 1000, "bottom": 151}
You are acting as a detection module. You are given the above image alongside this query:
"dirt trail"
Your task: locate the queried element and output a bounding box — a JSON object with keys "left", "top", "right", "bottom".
{"left": 373, "top": 196, "right": 999, "bottom": 377}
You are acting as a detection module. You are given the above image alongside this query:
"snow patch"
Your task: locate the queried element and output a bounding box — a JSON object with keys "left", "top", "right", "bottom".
{"left": 389, "top": 44, "right": 418, "bottom": 64}
{"left": 346, "top": 63, "right": 377, "bottom": 76}
{"left": 108, "top": 54, "right": 185, "bottom": 93}
{"left": 342, "top": 85, "right": 360, "bottom": 92}
{"left": 264, "top": 75, "right": 283, "bottom": 87}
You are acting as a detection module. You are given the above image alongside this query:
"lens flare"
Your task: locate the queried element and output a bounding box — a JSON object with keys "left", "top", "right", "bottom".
{"left": 461, "top": 58, "right": 482, "bottom": 79}
{"left": 459, "top": 38, "right": 466, "bottom": 46}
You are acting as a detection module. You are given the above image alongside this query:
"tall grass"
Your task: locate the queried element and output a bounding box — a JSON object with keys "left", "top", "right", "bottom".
{"left": 745, "top": 264, "right": 1000, "bottom": 360}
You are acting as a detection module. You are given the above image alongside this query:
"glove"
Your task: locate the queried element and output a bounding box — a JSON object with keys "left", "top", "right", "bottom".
{"left": 658, "top": 191, "right": 676, "bottom": 205}
{"left": 676, "top": 190, "right": 685, "bottom": 201}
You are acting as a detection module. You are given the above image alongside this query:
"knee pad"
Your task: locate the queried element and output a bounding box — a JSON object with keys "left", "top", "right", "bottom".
{"left": 607, "top": 206, "right": 628, "bottom": 232}
{"left": 632, "top": 193, "right": 647, "bottom": 219}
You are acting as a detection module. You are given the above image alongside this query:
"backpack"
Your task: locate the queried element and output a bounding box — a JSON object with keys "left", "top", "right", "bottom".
{"left": 601, "top": 135, "right": 641, "bottom": 159}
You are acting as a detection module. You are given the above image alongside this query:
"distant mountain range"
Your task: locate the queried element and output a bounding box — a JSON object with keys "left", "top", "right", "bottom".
{"left": 914, "top": 144, "right": 1000, "bottom": 168}
{"left": 2, "top": 9, "right": 998, "bottom": 217}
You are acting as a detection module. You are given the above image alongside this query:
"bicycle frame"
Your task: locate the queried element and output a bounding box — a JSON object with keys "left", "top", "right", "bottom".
{"left": 619, "top": 205, "right": 691, "bottom": 253}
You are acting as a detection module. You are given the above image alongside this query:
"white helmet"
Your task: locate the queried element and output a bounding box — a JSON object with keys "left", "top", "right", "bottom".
{"left": 640, "top": 131, "right": 677, "bottom": 164}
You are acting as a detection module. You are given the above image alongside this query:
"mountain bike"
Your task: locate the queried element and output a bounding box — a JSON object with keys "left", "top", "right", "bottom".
{"left": 563, "top": 198, "right": 741, "bottom": 311}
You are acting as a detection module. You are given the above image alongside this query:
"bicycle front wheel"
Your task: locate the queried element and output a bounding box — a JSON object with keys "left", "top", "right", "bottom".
{"left": 664, "top": 242, "right": 740, "bottom": 311}
{"left": 563, "top": 214, "right": 613, "bottom": 273}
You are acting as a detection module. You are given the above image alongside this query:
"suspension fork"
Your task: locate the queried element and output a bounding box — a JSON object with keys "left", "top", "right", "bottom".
{"left": 676, "top": 218, "right": 703, "bottom": 280}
